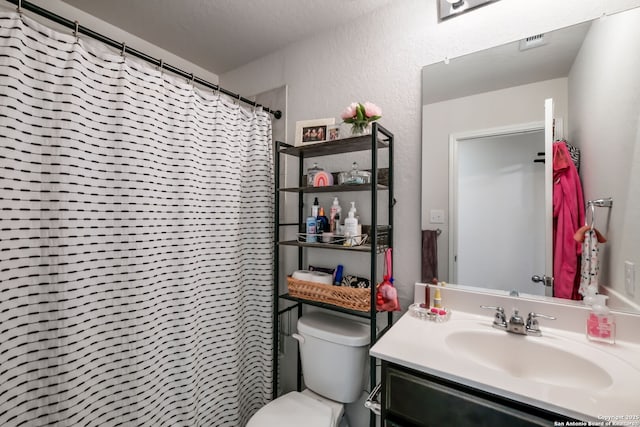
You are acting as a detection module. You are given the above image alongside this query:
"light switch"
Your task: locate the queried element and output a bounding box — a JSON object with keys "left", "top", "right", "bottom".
{"left": 625, "top": 261, "right": 635, "bottom": 297}
{"left": 430, "top": 209, "right": 445, "bottom": 224}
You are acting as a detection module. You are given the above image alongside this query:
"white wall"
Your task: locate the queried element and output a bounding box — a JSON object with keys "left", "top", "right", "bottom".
{"left": 423, "top": 78, "right": 568, "bottom": 281}
{"left": 222, "top": 0, "right": 635, "bottom": 314}
{"left": 220, "top": 2, "right": 640, "bottom": 425}
{"left": 568, "top": 7, "right": 640, "bottom": 308}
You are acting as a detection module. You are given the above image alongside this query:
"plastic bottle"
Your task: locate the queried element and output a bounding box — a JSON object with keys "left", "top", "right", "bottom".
{"left": 329, "top": 197, "right": 342, "bottom": 232}
{"left": 344, "top": 202, "right": 359, "bottom": 246}
{"left": 334, "top": 265, "right": 344, "bottom": 286}
{"left": 586, "top": 294, "right": 615, "bottom": 344}
{"left": 316, "top": 207, "right": 329, "bottom": 234}
{"left": 306, "top": 198, "right": 319, "bottom": 243}
{"left": 433, "top": 287, "right": 442, "bottom": 308}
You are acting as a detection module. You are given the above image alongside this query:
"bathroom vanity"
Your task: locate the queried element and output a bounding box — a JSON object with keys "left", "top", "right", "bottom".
{"left": 370, "top": 285, "right": 640, "bottom": 427}
{"left": 381, "top": 360, "right": 565, "bottom": 426}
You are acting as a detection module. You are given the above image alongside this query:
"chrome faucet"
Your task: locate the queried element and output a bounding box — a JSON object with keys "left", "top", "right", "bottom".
{"left": 525, "top": 312, "right": 557, "bottom": 336}
{"left": 481, "top": 306, "right": 556, "bottom": 336}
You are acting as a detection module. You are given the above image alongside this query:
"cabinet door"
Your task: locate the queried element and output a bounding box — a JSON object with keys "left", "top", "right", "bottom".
{"left": 384, "top": 364, "right": 551, "bottom": 427}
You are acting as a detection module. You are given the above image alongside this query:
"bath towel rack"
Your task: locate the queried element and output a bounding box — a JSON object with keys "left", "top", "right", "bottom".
{"left": 585, "top": 198, "right": 612, "bottom": 229}
{"left": 587, "top": 198, "right": 613, "bottom": 208}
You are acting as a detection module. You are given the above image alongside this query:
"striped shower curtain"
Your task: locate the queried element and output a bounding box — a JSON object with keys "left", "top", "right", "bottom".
{"left": 0, "top": 11, "right": 273, "bottom": 427}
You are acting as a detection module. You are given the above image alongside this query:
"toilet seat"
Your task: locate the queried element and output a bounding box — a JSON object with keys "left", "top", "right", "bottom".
{"left": 247, "top": 391, "right": 341, "bottom": 427}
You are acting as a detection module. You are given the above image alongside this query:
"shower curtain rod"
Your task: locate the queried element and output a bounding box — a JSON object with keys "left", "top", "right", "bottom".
{"left": 5, "top": 0, "right": 283, "bottom": 119}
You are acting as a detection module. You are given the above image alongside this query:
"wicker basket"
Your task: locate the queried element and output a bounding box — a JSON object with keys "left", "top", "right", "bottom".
{"left": 287, "top": 276, "right": 371, "bottom": 312}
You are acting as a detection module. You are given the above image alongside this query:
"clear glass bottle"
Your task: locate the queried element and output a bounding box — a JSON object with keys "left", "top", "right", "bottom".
{"left": 348, "top": 162, "right": 361, "bottom": 184}
{"left": 307, "top": 162, "right": 323, "bottom": 187}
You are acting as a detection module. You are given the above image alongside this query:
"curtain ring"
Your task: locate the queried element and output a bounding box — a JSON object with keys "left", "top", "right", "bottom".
{"left": 190, "top": 73, "right": 194, "bottom": 85}
{"left": 120, "top": 42, "right": 126, "bottom": 57}
{"left": 73, "top": 21, "right": 79, "bottom": 41}
{"left": 158, "top": 59, "right": 163, "bottom": 73}
{"left": 17, "top": 0, "right": 22, "bottom": 14}
{"left": 215, "top": 85, "right": 220, "bottom": 99}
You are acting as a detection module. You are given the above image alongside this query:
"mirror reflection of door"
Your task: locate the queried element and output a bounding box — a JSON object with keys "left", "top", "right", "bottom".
{"left": 450, "top": 123, "right": 546, "bottom": 296}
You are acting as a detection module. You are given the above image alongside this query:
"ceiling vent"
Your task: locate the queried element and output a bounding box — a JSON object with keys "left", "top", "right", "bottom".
{"left": 519, "top": 33, "right": 547, "bottom": 51}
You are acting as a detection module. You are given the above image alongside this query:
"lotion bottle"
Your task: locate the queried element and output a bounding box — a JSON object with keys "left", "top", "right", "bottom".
{"left": 343, "top": 202, "right": 358, "bottom": 246}
{"left": 586, "top": 294, "right": 615, "bottom": 344}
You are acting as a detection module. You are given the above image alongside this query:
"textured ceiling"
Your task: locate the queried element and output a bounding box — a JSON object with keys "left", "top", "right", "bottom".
{"left": 62, "top": 0, "right": 395, "bottom": 75}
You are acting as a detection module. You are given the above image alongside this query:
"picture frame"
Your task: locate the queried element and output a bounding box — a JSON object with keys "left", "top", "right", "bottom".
{"left": 327, "top": 124, "right": 341, "bottom": 141}
{"left": 295, "top": 118, "right": 335, "bottom": 146}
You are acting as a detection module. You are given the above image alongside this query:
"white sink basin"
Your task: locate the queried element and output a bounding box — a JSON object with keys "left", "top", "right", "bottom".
{"left": 445, "top": 329, "right": 613, "bottom": 389}
{"left": 370, "top": 303, "right": 640, "bottom": 421}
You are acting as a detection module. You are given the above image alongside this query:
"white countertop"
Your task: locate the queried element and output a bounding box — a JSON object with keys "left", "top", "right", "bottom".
{"left": 371, "top": 309, "right": 640, "bottom": 423}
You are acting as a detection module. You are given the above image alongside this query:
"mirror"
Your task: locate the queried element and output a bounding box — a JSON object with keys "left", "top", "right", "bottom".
{"left": 421, "top": 7, "right": 640, "bottom": 313}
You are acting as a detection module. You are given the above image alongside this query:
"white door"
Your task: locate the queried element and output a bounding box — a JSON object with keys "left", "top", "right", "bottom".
{"left": 542, "top": 98, "right": 555, "bottom": 296}
{"left": 450, "top": 123, "right": 546, "bottom": 296}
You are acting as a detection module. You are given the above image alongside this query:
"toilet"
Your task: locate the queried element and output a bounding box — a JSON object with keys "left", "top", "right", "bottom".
{"left": 247, "top": 311, "right": 370, "bottom": 427}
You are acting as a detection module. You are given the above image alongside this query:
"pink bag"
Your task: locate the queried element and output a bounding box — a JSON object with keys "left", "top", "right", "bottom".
{"left": 376, "top": 248, "right": 401, "bottom": 312}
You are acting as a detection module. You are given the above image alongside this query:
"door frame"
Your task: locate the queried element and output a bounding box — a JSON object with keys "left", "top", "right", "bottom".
{"left": 448, "top": 121, "right": 545, "bottom": 285}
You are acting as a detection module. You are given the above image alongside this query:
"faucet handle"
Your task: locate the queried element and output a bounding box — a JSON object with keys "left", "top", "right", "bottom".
{"left": 526, "top": 312, "right": 556, "bottom": 336}
{"left": 509, "top": 309, "right": 524, "bottom": 325}
{"left": 480, "top": 305, "right": 507, "bottom": 328}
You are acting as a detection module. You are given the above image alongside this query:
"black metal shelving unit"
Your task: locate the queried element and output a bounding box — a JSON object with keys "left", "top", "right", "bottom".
{"left": 273, "top": 122, "right": 394, "bottom": 427}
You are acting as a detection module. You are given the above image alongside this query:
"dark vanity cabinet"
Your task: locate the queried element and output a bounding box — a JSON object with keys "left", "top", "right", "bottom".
{"left": 381, "top": 361, "right": 579, "bottom": 427}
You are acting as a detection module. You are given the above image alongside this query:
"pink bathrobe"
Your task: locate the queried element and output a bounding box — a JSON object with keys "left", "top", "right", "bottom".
{"left": 553, "top": 142, "right": 585, "bottom": 299}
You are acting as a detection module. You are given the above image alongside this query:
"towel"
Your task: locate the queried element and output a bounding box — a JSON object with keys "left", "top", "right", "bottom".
{"left": 577, "top": 228, "right": 603, "bottom": 298}
{"left": 421, "top": 230, "right": 439, "bottom": 283}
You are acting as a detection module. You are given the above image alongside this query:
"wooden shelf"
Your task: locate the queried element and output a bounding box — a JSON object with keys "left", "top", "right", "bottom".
{"left": 278, "top": 240, "right": 376, "bottom": 252}
{"left": 279, "top": 134, "right": 390, "bottom": 158}
{"left": 278, "top": 183, "right": 388, "bottom": 193}
{"left": 279, "top": 293, "right": 372, "bottom": 318}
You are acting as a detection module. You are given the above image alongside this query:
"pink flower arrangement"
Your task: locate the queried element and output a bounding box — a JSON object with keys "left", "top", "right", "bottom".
{"left": 340, "top": 102, "right": 382, "bottom": 135}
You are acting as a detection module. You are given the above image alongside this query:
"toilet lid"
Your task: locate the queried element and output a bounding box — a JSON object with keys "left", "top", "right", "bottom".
{"left": 247, "top": 392, "right": 333, "bottom": 427}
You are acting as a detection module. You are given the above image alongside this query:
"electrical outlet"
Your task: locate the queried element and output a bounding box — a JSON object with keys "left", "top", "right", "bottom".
{"left": 625, "top": 261, "right": 635, "bottom": 297}
{"left": 430, "top": 209, "right": 445, "bottom": 224}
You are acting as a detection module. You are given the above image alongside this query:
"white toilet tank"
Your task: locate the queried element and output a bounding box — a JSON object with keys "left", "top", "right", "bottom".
{"left": 296, "top": 312, "right": 370, "bottom": 403}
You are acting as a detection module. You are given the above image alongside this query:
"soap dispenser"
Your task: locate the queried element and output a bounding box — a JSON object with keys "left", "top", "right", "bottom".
{"left": 582, "top": 285, "right": 598, "bottom": 306}
{"left": 343, "top": 202, "right": 359, "bottom": 246}
{"left": 586, "top": 294, "right": 615, "bottom": 344}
